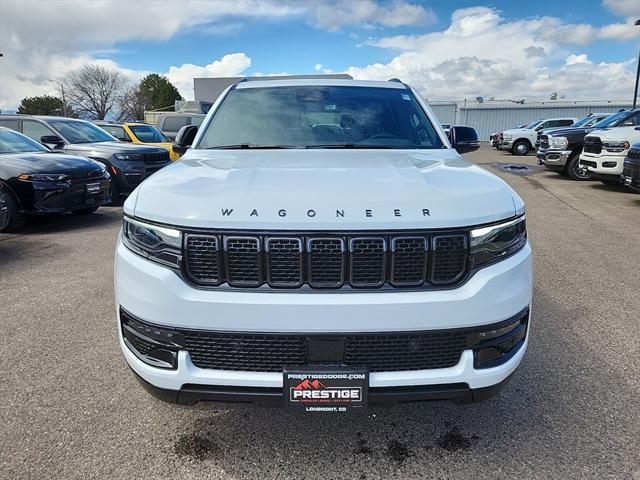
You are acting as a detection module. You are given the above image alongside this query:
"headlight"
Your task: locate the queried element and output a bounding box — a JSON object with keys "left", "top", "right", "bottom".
{"left": 470, "top": 216, "right": 527, "bottom": 268}
{"left": 549, "top": 136, "right": 568, "bottom": 149}
{"left": 17, "top": 173, "right": 69, "bottom": 182}
{"left": 122, "top": 216, "right": 182, "bottom": 268}
{"left": 114, "top": 153, "right": 144, "bottom": 161}
{"left": 603, "top": 141, "right": 630, "bottom": 153}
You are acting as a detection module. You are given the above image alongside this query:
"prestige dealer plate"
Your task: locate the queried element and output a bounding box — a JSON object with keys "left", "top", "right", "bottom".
{"left": 284, "top": 368, "right": 368, "bottom": 412}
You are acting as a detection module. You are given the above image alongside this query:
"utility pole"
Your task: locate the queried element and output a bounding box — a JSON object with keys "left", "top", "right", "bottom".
{"left": 49, "top": 79, "right": 67, "bottom": 116}
{"left": 634, "top": 19, "right": 640, "bottom": 109}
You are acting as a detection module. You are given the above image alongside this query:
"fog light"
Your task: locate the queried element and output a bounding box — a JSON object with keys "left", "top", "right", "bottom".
{"left": 602, "top": 162, "right": 617, "bottom": 168}
{"left": 120, "top": 308, "right": 183, "bottom": 369}
{"left": 472, "top": 308, "right": 528, "bottom": 369}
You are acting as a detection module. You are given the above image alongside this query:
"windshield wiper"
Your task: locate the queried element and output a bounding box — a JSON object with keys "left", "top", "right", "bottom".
{"left": 206, "top": 144, "right": 302, "bottom": 149}
{"left": 305, "top": 144, "right": 400, "bottom": 149}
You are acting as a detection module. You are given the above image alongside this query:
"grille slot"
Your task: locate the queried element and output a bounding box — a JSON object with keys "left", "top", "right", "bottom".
{"left": 224, "top": 236, "right": 262, "bottom": 286}
{"left": 391, "top": 236, "right": 428, "bottom": 286}
{"left": 308, "top": 238, "right": 345, "bottom": 287}
{"left": 185, "top": 235, "right": 221, "bottom": 285}
{"left": 265, "top": 237, "right": 303, "bottom": 287}
{"left": 349, "top": 237, "right": 386, "bottom": 287}
{"left": 431, "top": 235, "right": 467, "bottom": 284}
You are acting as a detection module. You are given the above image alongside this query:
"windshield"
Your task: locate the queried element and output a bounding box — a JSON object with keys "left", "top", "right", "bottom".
{"left": 130, "top": 125, "right": 169, "bottom": 143}
{"left": 0, "top": 128, "right": 49, "bottom": 154}
{"left": 591, "top": 111, "right": 631, "bottom": 129}
{"left": 571, "top": 116, "right": 595, "bottom": 127}
{"left": 198, "top": 86, "right": 445, "bottom": 149}
{"left": 526, "top": 120, "right": 543, "bottom": 129}
{"left": 49, "top": 120, "right": 116, "bottom": 144}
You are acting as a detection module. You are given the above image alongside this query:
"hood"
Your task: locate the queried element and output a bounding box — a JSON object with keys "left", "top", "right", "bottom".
{"left": 503, "top": 128, "right": 532, "bottom": 136}
{"left": 130, "top": 149, "right": 519, "bottom": 230}
{"left": 545, "top": 126, "right": 593, "bottom": 138}
{"left": 66, "top": 141, "right": 167, "bottom": 155}
{"left": 586, "top": 126, "right": 638, "bottom": 141}
{"left": 0, "top": 152, "right": 104, "bottom": 179}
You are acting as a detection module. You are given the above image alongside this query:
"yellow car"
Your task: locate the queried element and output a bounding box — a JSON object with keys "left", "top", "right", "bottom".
{"left": 95, "top": 121, "right": 181, "bottom": 161}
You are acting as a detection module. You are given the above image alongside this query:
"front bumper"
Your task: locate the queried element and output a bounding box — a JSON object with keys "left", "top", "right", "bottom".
{"left": 116, "top": 240, "right": 532, "bottom": 403}
{"left": 537, "top": 149, "right": 572, "bottom": 169}
{"left": 500, "top": 140, "right": 514, "bottom": 149}
{"left": 623, "top": 158, "right": 640, "bottom": 191}
{"left": 27, "top": 176, "right": 110, "bottom": 213}
{"left": 579, "top": 153, "right": 625, "bottom": 175}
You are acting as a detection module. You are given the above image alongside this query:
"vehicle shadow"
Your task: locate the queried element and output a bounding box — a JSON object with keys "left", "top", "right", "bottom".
{"left": 148, "top": 288, "right": 635, "bottom": 478}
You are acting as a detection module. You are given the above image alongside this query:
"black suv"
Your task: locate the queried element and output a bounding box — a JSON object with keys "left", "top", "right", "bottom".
{"left": 0, "top": 115, "right": 171, "bottom": 201}
{"left": 537, "top": 110, "right": 639, "bottom": 180}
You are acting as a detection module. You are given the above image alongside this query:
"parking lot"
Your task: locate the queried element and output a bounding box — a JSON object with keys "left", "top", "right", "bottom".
{"left": 1, "top": 146, "right": 639, "bottom": 479}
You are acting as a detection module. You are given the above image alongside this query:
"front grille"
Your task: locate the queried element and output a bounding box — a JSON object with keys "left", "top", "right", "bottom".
{"left": 120, "top": 307, "right": 530, "bottom": 374}
{"left": 184, "top": 330, "right": 466, "bottom": 372}
{"left": 540, "top": 135, "right": 549, "bottom": 150}
{"left": 183, "top": 230, "right": 470, "bottom": 290}
{"left": 584, "top": 136, "right": 602, "bottom": 154}
{"left": 144, "top": 151, "right": 170, "bottom": 165}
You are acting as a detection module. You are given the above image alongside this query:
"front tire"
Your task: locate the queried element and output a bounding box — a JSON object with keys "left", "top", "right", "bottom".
{"left": 512, "top": 140, "right": 530, "bottom": 155}
{"left": 109, "top": 181, "right": 121, "bottom": 206}
{"left": 0, "top": 185, "right": 25, "bottom": 233}
{"left": 566, "top": 153, "right": 590, "bottom": 181}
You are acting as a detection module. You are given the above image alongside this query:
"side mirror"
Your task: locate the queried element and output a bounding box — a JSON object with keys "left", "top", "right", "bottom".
{"left": 41, "top": 135, "right": 64, "bottom": 147}
{"left": 173, "top": 125, "right": 198, "bottom": 155}
{"left": 449, "top": 126, "right": 480, "bottom": 154}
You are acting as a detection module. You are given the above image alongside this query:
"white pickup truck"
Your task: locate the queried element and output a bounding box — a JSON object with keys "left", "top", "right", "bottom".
{"left": 580, "top": 110, "right": 640, "bottom": 185}
{"left": 501, "top": 117, "right": 576, "bottom": 155}
{"left": 115, "top": 79, "right": 532, "bottom": 411}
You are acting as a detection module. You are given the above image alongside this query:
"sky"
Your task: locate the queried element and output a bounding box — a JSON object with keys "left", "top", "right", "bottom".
{"left": 0, "top": 0, "right": 639, "bottom": 111}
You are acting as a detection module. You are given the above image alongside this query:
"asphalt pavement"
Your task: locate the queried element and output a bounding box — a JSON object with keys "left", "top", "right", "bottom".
{"left": 1, "top": 147, "right": 639, "bottom": 479}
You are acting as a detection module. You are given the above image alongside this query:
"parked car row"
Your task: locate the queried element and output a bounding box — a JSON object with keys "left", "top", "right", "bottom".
{"left": 0, "top": 114, "right": 180, "bottom": 232}
{"left": 536, "top": 109, "right": 640, "bottom": 188}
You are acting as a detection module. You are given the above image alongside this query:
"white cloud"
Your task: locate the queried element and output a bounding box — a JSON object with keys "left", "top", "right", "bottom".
{"left": 602, "top": 0, "right": 640, "bottom": 17}
{"left": 314, "top": 64, "right": 323, "bottom": 71}
{"left": 0, "top": 0, "right": 436, "bottom": 110}
{"left": 348, "top": 7, "right": 638, "bottom": 100}
{"left": 565, "top": 54, "right": 592, "bottom": 65}
{"left": 166, "top": 53, "right": 252, "bottom": 98}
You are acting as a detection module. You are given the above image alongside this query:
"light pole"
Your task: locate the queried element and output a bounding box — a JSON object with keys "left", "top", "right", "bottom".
{"left": 634, "top": 19, "right": 640, "bottom": 109}
{"left": 49, "top": 79, "right": 67, "bottom": 116}
{"left": 0, "top": 53, "right": 4, "bottom": 114}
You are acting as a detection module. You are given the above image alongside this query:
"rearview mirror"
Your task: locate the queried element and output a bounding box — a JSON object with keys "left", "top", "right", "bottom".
{"left": 449, "top": 126, "right": 480, "bottom": 154}
{"left": 41, "top": 135, "right": 64, "bottom": 147}
{"left": 173, "top": 125, "right": 198, "bottom": 155}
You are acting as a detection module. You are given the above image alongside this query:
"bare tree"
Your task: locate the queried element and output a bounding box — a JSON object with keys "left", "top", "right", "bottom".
{"left": 118, "top": 84, "right": 147, "bottom": 121}
{"left": 65, "top": 65, "right": 127, "bottom": 119}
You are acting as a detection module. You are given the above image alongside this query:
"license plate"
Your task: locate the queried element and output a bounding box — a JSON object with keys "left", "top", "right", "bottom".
{"left": 284, "top": 368, "right": 368, "bottom": 412}
{"left": 86, "top": 183, "right": 101, "bottom": 195}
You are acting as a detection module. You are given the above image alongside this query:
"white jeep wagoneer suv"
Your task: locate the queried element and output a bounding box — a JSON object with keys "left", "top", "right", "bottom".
{"left": 115, "top": 79, "right": 532, "bottom": 412}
